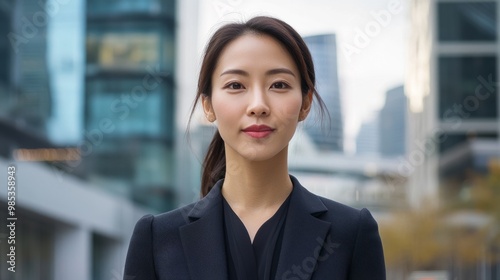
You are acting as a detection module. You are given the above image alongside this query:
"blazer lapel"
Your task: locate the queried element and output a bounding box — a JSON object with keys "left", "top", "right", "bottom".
{"left": 179, "top": 180, "right": 228, "bottom": 280}
{"left": 275, "top": 175, "right": 332, "bottom": 280}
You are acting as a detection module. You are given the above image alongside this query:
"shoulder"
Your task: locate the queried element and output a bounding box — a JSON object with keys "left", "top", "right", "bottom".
{"left": 314, "top": 200, "right": 387, "bottom": 278}
{"left": 318, "top": 195, "right": 377, "bottom": 226}
{"left": 125, "top": 203, "right": 198, "bottom": 278}
{"left": 132, "top": 202, "right": 197, "bottom": 234}
{"left": 289, "top": 175, "right": 380, "bottom": 233}
{"left": 133, "top": 180, "right": 225, "bottom": 233}
{"left": 309, "top": 192, "right": 386, "bottom": 278}
{"left": 302, "top": 188, "right": 380, "bottom": 238}
{"left": 295, "top": 182, "right": 378, "bottom": 228}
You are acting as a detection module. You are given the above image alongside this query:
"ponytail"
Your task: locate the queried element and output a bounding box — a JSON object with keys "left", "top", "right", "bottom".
{"left": 201, "top": 130, "right": 226, "bottom": 197}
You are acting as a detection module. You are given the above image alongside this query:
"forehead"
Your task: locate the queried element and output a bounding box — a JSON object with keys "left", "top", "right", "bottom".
{"left": 214, "top": 33, "right": 299, "bottom": 75}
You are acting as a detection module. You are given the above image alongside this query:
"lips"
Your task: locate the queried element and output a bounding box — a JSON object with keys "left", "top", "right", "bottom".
{"left": 242, "top": 125, "right": 275, "bottom": 139}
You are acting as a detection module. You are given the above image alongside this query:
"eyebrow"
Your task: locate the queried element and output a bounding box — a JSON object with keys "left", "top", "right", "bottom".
{"left": 220, "top": 68, "right": 296, "bottom": 77}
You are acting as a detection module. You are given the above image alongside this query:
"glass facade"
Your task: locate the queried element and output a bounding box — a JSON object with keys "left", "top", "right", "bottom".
{"left": 1, "top": 0, "right": 178, "bottom": 214}
{"left": 438, "top": 56, "right": 497, "bottom": 119}
{"left": 86, "top": 22, "right": 175, "bottom": 73}
{"left": 86, "top": 79, "right": 173, "bottom": 137}
{"left": 3, "top": 0, "right": 53, "bottom": 137}
{"left": 438, "top": 2, "right": 497, "bottom": 41}
{"left": 0, "top": 4, "right": 9, "bottom": 116}
{"left": 85, "top": 0, "right": 176, "bottom": 211}
{"left": 434, "top": 4, "right": 500, "bottom": 278}
{"left": 438, "top": 132, "right": 498, "bottom": 154}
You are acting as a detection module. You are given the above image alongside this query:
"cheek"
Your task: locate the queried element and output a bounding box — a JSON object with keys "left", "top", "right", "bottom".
{"left": 278, "top": 97, "right": 303, "bottom": 122}
{"left": 211, "top": 95, "right": 239, "bottom": 122}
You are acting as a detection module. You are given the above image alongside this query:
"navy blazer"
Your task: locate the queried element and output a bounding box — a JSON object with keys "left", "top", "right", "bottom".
{"left": 124, "top": 175, "right": 386, "bottom": 280}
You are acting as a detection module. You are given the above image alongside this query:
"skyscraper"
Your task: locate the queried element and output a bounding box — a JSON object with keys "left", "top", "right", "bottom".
{"left": 356, "top": 116, "right": 380, "bottom": 156}
{"left": 84, "top": 0, "right": 177, "bottom": 211}
{"left": 2, "top": 0, "right": 52, "bottom": 137}
{"left": 407, "top": 0, "right": 498, "bottom": 208}
{"left": 379, "top": 85, "right": 406, "bottom": 157}
{"left": 408, "top": 3, "right": 499, "bottom": 277}
{"left": 303, "top": 34, "right": 344, "bottom": 152}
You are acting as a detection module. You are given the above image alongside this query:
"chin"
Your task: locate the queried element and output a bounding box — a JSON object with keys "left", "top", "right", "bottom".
{"left": 239, "top": 146, "right": 287, "bottom": 162}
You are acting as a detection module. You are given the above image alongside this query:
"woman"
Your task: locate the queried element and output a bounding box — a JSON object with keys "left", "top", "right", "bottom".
{"left": 124, "top": 16, "right": 386, "bottom": 280}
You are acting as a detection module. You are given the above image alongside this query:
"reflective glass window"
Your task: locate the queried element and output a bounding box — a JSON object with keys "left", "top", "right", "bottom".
{"left": 438, "top": 2, "right": 497, "bottom": 41}
{"left": 86, "top": 22, "right": 174, "bottom": 72}
{"left": 86, "top": 78, "right": 174, "bottom": 139}
{"left": 439, "top": 56, "right": 497, "bottom": 119}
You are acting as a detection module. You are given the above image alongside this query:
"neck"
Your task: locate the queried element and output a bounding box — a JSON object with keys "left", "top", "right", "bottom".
{"left": 221, "top": 145, "right": 293, "bottom": 210}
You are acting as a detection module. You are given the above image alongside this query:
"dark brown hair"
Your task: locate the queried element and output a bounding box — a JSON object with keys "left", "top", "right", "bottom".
{"left": 188, "top": 16, "right": 328, "bottom": 197}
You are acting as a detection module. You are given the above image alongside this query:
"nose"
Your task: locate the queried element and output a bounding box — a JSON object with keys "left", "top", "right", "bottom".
{"left": 247, "top": 87, "right": 270, "bottom": 117}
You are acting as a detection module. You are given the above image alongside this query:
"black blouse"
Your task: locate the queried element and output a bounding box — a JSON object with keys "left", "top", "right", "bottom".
{"left": 222, "top": 193, "right": 292, "bottom": 280}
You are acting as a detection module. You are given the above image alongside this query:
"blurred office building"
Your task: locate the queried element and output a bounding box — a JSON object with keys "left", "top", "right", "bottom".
{"left": 0, "top": 0, "right": 52, "bottom": 136}
{"left": 407, "top": 0, "right": 499, "bottom": 278}
{"left": 303, "top": 34, "right": 344, "bottom": 152}
{"left": 0, "top": 2, "right": 10, "bottom": 115}
{"left": 379, "top": 85, "right": 407, "bottom": 157}
{"left": 407, "top": 0, "right": 498, "bottom": 206}
{"left": 356, "top": 116, "right": 380, "bottom": 156}
{"left": 0, "top": 0, "right": 180, "bottom": 279}
{"left": 84, "top": 0, "right": 177, "bottom": 211}
{"left": 355, "top": 85, "right": 406, "bottom": 158}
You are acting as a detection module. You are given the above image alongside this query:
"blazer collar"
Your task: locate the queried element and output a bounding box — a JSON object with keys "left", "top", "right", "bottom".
{"left": 185, "top": 178, "right": 224, "bottom": 220}
{"left": 179, "top": 175, "right": 331, "bottom": 280}
{"left": 186, "top": 175, "right": 328, "bottom": 218}
{"left": 288, "top": 174, "right": 328, "bottom": 215}
{"left": 274, "top": 175, "right": 332, "bottom": 280}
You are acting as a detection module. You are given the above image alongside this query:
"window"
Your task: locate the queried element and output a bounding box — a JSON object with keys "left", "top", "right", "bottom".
{"left": 87, "top": 32, "right": 160, "bottom": 69}
{"left": 438, "top": 2, "right": 497, "bottom": 42}
{"left": 86, "top": 78, "right": 174, "bottom": 139}
{"left": 86, "top": 22, "right": 175, "bottom": 72}
{"left": 439, "top": 56, "right": 497, "bottom": 119}
{"left": 438, "top": 132, "right": 498, "bottom": 154}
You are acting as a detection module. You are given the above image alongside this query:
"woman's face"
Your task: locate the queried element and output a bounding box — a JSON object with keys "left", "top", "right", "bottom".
{"left": 203, "top": 33, "right": 312, "bottom": 162}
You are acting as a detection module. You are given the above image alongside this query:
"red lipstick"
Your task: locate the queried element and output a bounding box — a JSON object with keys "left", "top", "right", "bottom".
{"left": 242, "top": 125, "right": 275, "bottom": 139}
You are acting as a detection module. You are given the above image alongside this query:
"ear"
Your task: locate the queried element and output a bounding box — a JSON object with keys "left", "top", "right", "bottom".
{"left": 202, "top": 95, "right": 216, "bottom": 122}
{"left": 299, "top": 91, "right": 313, "bottom": 122}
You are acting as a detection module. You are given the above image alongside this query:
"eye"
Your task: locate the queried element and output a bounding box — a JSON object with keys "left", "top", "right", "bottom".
{"left": 271, "top": 82, "right": 290, "bottom": 89}
{"left": 224, "top": 82, "right": 244, "bottom": 90}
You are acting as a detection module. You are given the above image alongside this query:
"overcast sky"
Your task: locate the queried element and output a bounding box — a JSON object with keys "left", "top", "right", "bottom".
{"left": 197, "top": 0, "right": 409, "bottom": 153}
